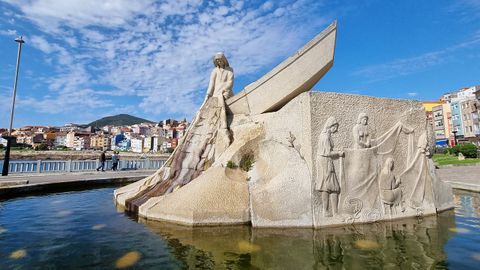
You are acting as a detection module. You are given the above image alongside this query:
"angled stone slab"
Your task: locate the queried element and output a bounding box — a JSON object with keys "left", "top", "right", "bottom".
{"left": 226, "top": 21, "right": 337, "bottom": 115}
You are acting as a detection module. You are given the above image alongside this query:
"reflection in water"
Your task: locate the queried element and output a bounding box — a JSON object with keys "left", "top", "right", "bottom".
{"left": 446, "top": 190, "right": 480, "bottom": 269}
{"left": 115, "top": 251, "right": 141, "bottom": 269}
{"left": 454, "top": 189, "right": 480, "bottom": 218}
{"left": 142, "top": 212, "right": 455, "bottom": 269}
{"left": 1, "top": 187, "right": 479, "bottom": 269}
{"left": 9, "top": 249, "right": 27, "bottom": 260}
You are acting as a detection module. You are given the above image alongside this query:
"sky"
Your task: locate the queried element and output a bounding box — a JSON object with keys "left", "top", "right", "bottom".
{"left": 0, "top": 0, "right": 479, "bottom": 128}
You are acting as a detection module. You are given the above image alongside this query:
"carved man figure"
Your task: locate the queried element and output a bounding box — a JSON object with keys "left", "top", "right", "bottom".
{"left": 205, "top": 52, "right": 234, "bottom": 129}
{"left": 352, "top": 113, "right": 371, "bottom": 148}
{"left": 315, "top": 117, "right": 344, "bottom": 217}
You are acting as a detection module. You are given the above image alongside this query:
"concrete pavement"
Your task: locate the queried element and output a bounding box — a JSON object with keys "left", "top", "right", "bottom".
{"left": 436, "top": 165, "right": 480, "bottom": 192}
{"left": 0, "top": 170, "right": 156, "bottom": 198}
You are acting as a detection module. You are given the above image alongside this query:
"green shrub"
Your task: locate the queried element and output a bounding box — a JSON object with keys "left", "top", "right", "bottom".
{"left": 448, "top": 143, "right": 478, "bottom": 158}
{"left": 239, "top": 152, "right": 254, "bottom": 172}
{"left": 457, "top": 143, "right": 477, "bottom": 158}
{"left": 35, "top": 143, "right": 49, "bottom": 151}
{"left": 446, "top": 146, "right": 457, "bottom": 156}
{"left": 226, "top": 160, "right": 237, "bottom": 169}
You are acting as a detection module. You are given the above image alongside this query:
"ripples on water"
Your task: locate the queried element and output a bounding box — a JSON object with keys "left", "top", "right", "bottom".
{"left": 0, "top": 187, "right": 479, "bottom": 269}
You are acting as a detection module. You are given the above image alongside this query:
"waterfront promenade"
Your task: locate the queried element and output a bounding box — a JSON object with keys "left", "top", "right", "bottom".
{"left": 0, "top": 164, "right": 478, "bottom": 198}
{"left": 0, "top": 170, "right": 156, "bottom": 197}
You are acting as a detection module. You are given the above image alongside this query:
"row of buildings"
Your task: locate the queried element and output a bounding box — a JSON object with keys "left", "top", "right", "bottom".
{"left": 0, "top": 119, "right": 189, "bottom": 153}
{"left": 423, "top": 86, "right": 480, "bottom": 147}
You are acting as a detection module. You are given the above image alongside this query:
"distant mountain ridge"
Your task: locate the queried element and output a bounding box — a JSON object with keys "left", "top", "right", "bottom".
{"left": 87, "top": 114, "right": 154, "bottom": 127}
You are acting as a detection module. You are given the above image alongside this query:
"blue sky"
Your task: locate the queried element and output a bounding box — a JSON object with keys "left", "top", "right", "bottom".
{"left": 0, "top": 0, "right": 479, "bottom": 128}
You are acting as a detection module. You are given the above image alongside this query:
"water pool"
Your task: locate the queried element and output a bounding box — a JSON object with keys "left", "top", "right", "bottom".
{"left": 1, "top": 187, "right": 479, "bottom": 269}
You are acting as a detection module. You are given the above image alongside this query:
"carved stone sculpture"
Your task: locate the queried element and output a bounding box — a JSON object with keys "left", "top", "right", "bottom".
{"left": 206, "top": 52, "right": 234, "bottom": 130}
{"left": 352, "top": 113, "right": 371, "bottom": 148}
{"left": 114, "top": 21, "right": 453, "bottom": 228}
{"left": 117, "top": 53, "right": 235, "bottom": 212}
{"left": 315, "top": 117, "right": 344, "bottom": 217}
{"left": 379, "top": 158, "right": 404, "bottom": 216}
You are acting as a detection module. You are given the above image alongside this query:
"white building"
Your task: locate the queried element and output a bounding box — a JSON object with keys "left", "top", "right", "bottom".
{"left": 66, "top": 132, "right": 76, "bottom": 148}
{"left": 54, "top": 134, "right": 67, "bottom": 147}
{"left": 131, "top": 137, "right": 144, "bottom": 153}
{"left": 73, "top": 136, "right": 90, "bottom": 151}
{"left": 0, "top": 137, "right": 7, "bottom": 146}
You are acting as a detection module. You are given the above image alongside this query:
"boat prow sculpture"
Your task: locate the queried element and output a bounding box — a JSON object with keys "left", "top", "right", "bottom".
{"left": 114, "top": 21, "right": 454, "bottom": 228}
{"left": 226, "top": 21, "right": 337, "bottom": 115}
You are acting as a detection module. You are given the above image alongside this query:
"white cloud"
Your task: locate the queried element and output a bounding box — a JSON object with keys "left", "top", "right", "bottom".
{"left": 262, "top": 1, "right": 274, "bottom": 11}
{"left": 353, "top": 36, "right": 480, "bottom": 82}
{"left": 0, "top": 29, "right": 17, "bottom": 37}
{"left": 29, "top": 35, "right": 60, "bottom": 53}
{"left": 2, "top": 0, "right": 330, "bottom": 121}
{"left": 18, "top": 88, "right": 113, "bottom": 114}
{"left": 407, "top": 92, "right": 418, "bottom": 97}
{"left": 2, "top": 0, "right": 155, "bottom": 32}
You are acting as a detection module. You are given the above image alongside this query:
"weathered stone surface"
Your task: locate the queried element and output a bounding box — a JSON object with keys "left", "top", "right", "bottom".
{"left": 249, "top": 140, "right": 312, "bottom": 227}
{"left": 430, "top": 160, "right": 454, "bottom": 212}
{"left": 138, "top": 167, "right": 249, "bottom": 225}
{"left": 226, "top": 21, "right": 337, "bottom": 115}
{"left": 309, "top": 92, "right": 451, "bottom": 227}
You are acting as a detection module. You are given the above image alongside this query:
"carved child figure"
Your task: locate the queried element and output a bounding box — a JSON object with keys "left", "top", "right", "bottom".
{"left": 379, "top": 158, "right": 404, "bottom": 216}
{"left": 315, "top": 117, "right": 344, "bottom": 217}
{"left": 352, "top": 113, "right": 371, "bottom": 148}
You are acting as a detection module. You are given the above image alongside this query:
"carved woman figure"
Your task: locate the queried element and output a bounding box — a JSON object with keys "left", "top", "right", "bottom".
{"left": 379, "top": 158, "right": 404, "bottom": 216}
{"left": 352, "top": 113, "right": 371, "bottom": 148}
{"left": 315, "top": 117, "right": 344, "bottom": 217}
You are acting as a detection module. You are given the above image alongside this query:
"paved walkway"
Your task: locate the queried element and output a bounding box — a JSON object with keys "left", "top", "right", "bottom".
{"left": 436, "top": 165, "right": 480, "bottom": 192}
{"left": 0, "top": 170, "right": 156, "bottom": 197}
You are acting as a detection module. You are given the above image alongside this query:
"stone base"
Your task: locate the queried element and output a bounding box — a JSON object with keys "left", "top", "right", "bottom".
{"left": 116, "top": 91, "right": 454, "bottom": 227}
{"left": 138, "top": 167, "right": 250, "bottom": 225}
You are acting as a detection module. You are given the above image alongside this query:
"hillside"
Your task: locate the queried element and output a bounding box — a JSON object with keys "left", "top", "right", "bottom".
{"left": 88, "top": 114, "right": 154, "bottom": 127}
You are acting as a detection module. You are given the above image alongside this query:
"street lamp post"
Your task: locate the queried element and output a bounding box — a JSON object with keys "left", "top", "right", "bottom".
{"left": 2, "top": 36, "right": 25, "bottom": 176}
{"left": 452, "top": 130, "right": 458, "bottom": 147}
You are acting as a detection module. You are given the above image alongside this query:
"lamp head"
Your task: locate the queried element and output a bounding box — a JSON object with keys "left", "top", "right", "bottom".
{"left": 15, "top": 36, "right": 25, "bottom": 44}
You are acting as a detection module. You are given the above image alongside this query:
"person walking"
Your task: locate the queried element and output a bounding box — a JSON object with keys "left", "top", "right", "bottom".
{"left": 96, "top": 150, "right": 106, "bottom": 172}
{"left": 111, "top": 151, "right": 119, "bottom": 171}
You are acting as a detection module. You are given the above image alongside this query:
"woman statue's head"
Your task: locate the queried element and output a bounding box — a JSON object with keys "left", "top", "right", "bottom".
{"left": 322, "top": 116, "right": 339, "bottom": 134}
{"left": 357, "top": 113, "right": 368, "bottom": 125}
{"left": 213, "top": 52, "right": 229, "bottom": 68}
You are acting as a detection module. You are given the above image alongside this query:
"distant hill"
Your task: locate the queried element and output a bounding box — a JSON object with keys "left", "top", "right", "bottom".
{"left": 87, "top": 114, "right": 155, "bottom": 127}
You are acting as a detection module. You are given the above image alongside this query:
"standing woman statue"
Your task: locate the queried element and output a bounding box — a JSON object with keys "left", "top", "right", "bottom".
{"left": 352, "top": 113, "right": 371, "bottom": 148}
{"left": 315, "top": 117, "right": 344, "bottom": 217}
{"left": 205, "top": 52, "right": 234, "bottom": 129}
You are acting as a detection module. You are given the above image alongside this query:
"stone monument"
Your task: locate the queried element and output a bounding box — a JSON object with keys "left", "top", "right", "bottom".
{"left": 114, "top": 21, "right": 453, "bottom": 227}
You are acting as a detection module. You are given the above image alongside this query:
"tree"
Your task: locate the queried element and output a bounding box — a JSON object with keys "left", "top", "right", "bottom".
{"left": 35, "top": 143, "right": 49, "bottom": 151}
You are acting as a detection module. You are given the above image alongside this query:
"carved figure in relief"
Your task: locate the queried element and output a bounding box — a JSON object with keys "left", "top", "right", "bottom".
{"left": 417, "top": 132, "right": 431, "bottom": 157}
{"left": 352, "top": 113, "right": 371, "bottom": 148}
{"left": 205, "top": 52, "right": 234, "bottom": 129}
{"left": 315, "top": 117, "right": 344, "bottom": 217}
{"left": 379, "top": 158, "right": 404, "bottom": 216}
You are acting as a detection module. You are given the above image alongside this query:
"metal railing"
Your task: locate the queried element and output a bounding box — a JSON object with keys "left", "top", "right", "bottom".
{"left": 0, "top": 159, "right": 165, "bottom": 174}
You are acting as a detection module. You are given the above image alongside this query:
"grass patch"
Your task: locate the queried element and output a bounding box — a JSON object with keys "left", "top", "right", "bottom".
{"left": 433, "top": 154, "right": 480, "bottom": 166}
